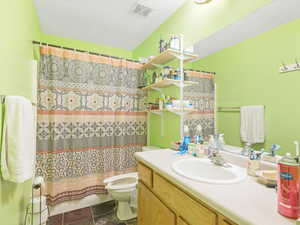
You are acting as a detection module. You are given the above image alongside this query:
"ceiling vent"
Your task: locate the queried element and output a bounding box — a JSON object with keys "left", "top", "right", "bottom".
{"left": 131, "top": 2, "right": 153, "bottom": 17}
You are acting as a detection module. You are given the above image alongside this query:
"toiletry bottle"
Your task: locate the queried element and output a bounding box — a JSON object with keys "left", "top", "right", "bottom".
{"left": 194, "top": 124, "right": 203, "bottom": 144}
{"left": 159, "top": 37, "right": 165, "bottom": 53}
{"left": 247, "top": 150, "right": 260, "bottom": 176}
{"left": 173, "top": 35, "right": 180, "bottom": 50}
{"left": 179, "top": 126, "right": 190, "bottom": 154}
{"left": 278, "top": 141, "right": 300, "bottom": 219}
{"left": 152, "top": 72, "right": 157, "bottom": 84}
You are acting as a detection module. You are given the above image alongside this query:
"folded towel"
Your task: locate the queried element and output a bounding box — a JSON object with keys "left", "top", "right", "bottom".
{"left": 240, "top": 105, "right": 265, "bottom": 144}
{"left": 1, "top": 96, "right": 35, "bottom": 183}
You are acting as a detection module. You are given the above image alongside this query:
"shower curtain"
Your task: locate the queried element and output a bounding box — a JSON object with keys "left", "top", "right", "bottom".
{"left": 184, "top": 70, "right": 215, "bottom": 138}
{"left": 36, "top": 46, "right": 147, "bottom": 205}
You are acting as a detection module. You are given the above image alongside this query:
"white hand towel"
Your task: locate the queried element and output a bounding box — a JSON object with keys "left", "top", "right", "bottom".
{"left": 240, "top": 105, "right": 265, "bottom": 144}
{"left": 1, "top": 96, "right": 35, "bottom": 183}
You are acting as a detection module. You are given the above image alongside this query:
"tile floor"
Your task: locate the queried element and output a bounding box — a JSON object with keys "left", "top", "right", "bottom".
{"left": 47, "top": 201, "right": 137, "bottom": 225}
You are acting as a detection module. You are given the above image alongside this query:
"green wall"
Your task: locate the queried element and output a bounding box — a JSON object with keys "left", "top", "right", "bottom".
{"left": 0, "top": 0, "right": 41, "bottom": 225}
{"left": 134, "top": 0, "right": 271, "bottom": 148}
{"left": 40, "top": 34, "right": 133, "bottom": 59}
{"left": 0, "top": 1, "right": 133, "bottom": 224}
{"left": 190, "top": 18, "right": 300, "bottom": 155}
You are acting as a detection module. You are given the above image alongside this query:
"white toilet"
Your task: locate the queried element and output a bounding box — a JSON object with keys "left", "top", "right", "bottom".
{"left": 103, "top": 146, "right": 161, "bottom": 221}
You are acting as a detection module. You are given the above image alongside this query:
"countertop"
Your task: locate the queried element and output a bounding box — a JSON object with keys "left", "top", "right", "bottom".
{"left": 134, "top": 149, "right": 296, "bottom": 225}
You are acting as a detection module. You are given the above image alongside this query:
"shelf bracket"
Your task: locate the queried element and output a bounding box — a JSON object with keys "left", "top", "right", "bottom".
{"left": 169, "top": 52, "right": 182, "bottom": 60}
{"left": 150, "top": 63, "right": 163, "bottom": 69}
{"left": 172, "top": 82, "right": 184, "bottom": 88}
{"left": 151, "top": 111, "right": 163, "bottom": 116}
{"left": 151, "top": 87, "right": 163, "bottom": 93}
{"left": 167, "top": 109, "right": 195, "bottom": 116}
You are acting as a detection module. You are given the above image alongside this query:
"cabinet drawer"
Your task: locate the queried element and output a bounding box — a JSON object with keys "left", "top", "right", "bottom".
{"left": 138, "top": 163, "right": 153, "bottom": 188}
{"left": 153, "top": 173, "right": 217, "bottom": 225}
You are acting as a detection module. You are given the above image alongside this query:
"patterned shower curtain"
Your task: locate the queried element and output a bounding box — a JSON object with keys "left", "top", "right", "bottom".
{"left": 36, "top": 46, "right": 147, "bottom": 205}
{"left": 184, "top": 70, "right": 215, "bottom": 138}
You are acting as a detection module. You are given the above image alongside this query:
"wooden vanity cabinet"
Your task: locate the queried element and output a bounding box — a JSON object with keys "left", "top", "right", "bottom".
{"left": 137, "top": 162, "right": 237, "bottom": 225}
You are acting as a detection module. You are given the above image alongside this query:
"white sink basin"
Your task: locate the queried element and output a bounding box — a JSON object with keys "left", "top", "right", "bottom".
{"left": 172, "top": 158, "right": 247, "bottom": 184}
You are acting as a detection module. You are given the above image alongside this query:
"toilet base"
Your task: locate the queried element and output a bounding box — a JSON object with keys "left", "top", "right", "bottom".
{"left": 116, "top": 201, "right": 137, "bottom": 221}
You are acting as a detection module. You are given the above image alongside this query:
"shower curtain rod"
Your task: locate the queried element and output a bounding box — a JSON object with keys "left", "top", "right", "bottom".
{"left": 32, "top": 41, "right": 216, "bottom": 75}
{"left": 32, "top": 40, "right": 140, "bottom": 63}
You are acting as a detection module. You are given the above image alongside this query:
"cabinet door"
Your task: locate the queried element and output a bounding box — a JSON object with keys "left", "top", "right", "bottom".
{"left": 138, "top": 182, "right": 176, "bottom": 225}
{"left": 153, "top": 173, "right": 217, "bottom": 225}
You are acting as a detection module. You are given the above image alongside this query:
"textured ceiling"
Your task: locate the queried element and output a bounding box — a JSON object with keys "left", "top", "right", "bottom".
{"left": 34, "top": 0, "right": 187, "bottom": 50}
{"left": 34, "top": 0, "right": 300, "bottom": 55}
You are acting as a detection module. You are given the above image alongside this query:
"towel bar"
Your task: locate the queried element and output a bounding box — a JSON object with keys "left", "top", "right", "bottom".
{"left": 0, "top": 95, "right": 37, "bottom": 106}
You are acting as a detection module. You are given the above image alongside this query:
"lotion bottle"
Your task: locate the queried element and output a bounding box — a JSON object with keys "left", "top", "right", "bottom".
{"left": 247, "top": 150, "right": 261, "bottom": 176}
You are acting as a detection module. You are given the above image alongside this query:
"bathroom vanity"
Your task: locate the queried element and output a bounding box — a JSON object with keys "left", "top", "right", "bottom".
{"left": 137, "top": 161, "right": 236, "bottom": 225}
{"left": 135, "top": 149, "right": 296, "bottom": 225}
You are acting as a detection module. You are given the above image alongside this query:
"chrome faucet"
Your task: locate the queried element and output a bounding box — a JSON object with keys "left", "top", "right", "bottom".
{"left": 241, "top": 142, "right": 252, "bottom": 156}
{"left": 208, "top": 134, "right": 231, "bottom": 167}
{"left": 208, "top": 150, "right": 231, "bottom": 167}
{"left": 215, "top": 133, "right": 225, "bottom": 151}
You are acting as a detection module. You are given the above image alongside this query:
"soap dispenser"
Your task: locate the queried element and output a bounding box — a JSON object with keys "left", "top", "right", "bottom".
{"left": 194, "top": 124, "right": 203, "bottom": 144}
{"left": 247, "top": 150, "right": 261, "bottom": 176}
{"left": 179, "top": 126, "right": 190, "bottom": 154}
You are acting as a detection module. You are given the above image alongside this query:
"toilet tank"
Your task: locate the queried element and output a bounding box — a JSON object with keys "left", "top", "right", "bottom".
{"left": 142, "top": 146, "right": 161, "bottom": 152}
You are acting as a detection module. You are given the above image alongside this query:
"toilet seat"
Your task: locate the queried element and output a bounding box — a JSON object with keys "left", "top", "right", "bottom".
{"left": 104, "top": 172, "right": 138, "bottom": 191}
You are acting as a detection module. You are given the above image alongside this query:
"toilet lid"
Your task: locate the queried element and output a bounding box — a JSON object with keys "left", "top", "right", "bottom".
{"left": 104, "top": 172, "right": 138, "bottom": 190}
